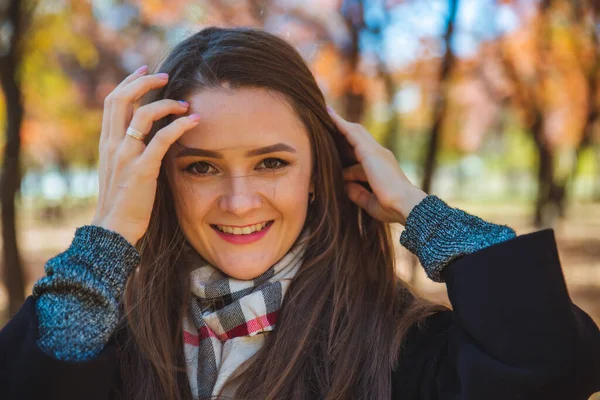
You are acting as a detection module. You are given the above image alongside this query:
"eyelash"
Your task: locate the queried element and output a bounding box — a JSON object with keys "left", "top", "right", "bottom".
{"left": 184, "top": 158, "right": 290, "bottom": 176}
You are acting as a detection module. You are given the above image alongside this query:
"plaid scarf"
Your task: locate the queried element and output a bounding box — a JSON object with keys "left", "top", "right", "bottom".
{"left": 182, "top": 234, "right": 307, "bottom": 399}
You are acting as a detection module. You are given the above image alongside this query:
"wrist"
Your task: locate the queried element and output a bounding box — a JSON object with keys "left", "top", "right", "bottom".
{"left": 393, "top": 187, "right": 427, "bottom": 225}
{"left": 33, "top": 225, "right": 141, "bottom": 301}
{"left": 92, "top": 217, "right": 140, "bottom": 247}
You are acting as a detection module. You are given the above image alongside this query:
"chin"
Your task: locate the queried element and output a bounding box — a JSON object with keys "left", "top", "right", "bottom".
{"left": 208, "top": 250, "right": 273, "bottom": 279}
{"left": 217, "top": 262, "right": 270, "bottom": 280}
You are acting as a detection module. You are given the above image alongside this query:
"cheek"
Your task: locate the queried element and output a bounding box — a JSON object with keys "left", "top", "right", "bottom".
{"left": 266, "top": 170, "right": 311, "bottom": 219}
{"left": 171, "top": 180, "right": 215, "bottom": 225}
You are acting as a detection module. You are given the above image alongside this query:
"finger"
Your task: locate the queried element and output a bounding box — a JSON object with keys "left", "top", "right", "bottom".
{"left": 343, "top": 164, "right": 368, "bottom": 182}
{"left": 129, "top": 99, "right": 190, "bottom": 135}
{"left": 140, "top": 113, "right": 202, "bottom": 175}
{"left": 120, "top": 99, "right": 190, "bottom": 158}
{"left": 99, "top": 66, "right": 149, "bottom": 201}
{"left": 109, "top": 73, "right": 170, "bottom": 144}
{"left": 327, "top": 106, "right": 377, "bottom": 149}
{"left": 114, "top": 65, "right": 150, "bottom": 93}
{"left": 101, "top": 66, "right": 148, "bottom": 148}
{"left": 345, "top": 182, "right": 382, "bottom": 219}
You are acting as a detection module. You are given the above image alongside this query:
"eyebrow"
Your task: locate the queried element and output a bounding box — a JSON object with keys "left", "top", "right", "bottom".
{"left": 174, "top": 142, "right": 297, "bottom": 158}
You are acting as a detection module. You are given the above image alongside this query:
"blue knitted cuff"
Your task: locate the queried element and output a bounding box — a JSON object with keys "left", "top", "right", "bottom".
{"left": 399, "top": 195, "right": 516, "bottom": 282}
{"left": 33, "top": 225, "right": 140, "bottom": 361}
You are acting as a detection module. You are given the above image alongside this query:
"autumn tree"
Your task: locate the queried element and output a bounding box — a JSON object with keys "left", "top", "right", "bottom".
{"left": 496, "top": 0, "right": 598, "bottom": 226}
{"left": 562, "top": 0, "right": 599, "bottom": 206}
{"left": 0, "top": 0, "right": 37, "bottom": 317}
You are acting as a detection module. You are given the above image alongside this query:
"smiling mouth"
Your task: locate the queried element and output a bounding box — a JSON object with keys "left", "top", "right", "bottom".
{"left": 210, "top": 220, "right": 274, "bottom": 235}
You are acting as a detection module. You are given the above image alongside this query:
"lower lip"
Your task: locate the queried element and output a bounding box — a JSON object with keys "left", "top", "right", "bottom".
{"left": 212, "top": 221, "right": 273, "bottom": 244}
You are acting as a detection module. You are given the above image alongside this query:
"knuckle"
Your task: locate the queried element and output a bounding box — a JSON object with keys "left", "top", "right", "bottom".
{"left": 114, "top": 151, "right": 128, "bottom": 167}
{"left": 151, "top": 133, "right": 168, "bottom": 147}
{"left": 115, "top": 155, "right": 136, "bottom": 174}
{"left": 134, "top": 104, "right": 151, "bottom": 119}
{"left": 111, "top": 92, "right": 127, "bottom": 104}
{"left": 365, "top": 150, "right": 378, "bottom": 159}
{"left": 354, "top": 147, "right": 367, "bottom": 159}
{"left": 132, "top": 159, "right": 154, "bottom": 179}
{"left": 105, "top": 142, "right": 119, "bottom": 158}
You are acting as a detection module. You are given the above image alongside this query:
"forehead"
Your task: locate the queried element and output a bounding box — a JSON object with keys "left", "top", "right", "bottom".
{"left": 175, "top": 87, "right": 310, "bottom": 152}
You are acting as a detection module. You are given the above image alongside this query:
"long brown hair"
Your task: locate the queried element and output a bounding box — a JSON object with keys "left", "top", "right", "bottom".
{"left": 117, "top": 27, "right": 447, "bottom": 400}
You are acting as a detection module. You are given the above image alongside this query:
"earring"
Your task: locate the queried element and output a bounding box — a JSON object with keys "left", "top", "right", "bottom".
{"left": 309, "top": 192, "right": 316, "bottom": 204}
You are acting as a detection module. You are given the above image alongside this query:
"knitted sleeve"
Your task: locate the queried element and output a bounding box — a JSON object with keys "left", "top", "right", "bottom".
{"left": 32, "top": 225, "right": 140, "bottom": 361}
{"left": 399, "top": 195, "right": 516, "bottom": 282}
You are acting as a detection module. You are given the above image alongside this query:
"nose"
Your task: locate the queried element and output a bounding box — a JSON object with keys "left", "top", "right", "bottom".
{"left": 217, "top": 175, "right": 262, "bottom": 217}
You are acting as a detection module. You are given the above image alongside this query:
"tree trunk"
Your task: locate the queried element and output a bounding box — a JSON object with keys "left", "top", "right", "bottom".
{"left": 0, "top": 74, "right": 25, "bottom": 317}
{"left": 0, "top": 0, "right": 26, "bottom": 318}
{"left": 421, "top": 0, "right": 459, "bottom": 193}
{"left": 342, "top": 4, "right": 365, "bottom": 122}
{"left": 553, "top": 126, "right": 595, "bottom": 218}
{"left": 379, "top": 68, "right": 399, "bottom": 152}
{"left": 531, "top": 112, "right": 558, "bottom": 227}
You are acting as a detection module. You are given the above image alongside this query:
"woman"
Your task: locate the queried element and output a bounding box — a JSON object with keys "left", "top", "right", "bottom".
{"left": 0, "top": 27, "right": 599, "bottom": 400}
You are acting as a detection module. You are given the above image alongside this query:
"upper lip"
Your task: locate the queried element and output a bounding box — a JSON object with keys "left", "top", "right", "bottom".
{"left": 211, "top": 220, "right": 272, "bottom": 228}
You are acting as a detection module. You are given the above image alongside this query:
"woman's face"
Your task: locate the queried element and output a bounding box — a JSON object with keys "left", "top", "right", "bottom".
{"left": 167, "top": 87, "right": 313, "bottom": 280}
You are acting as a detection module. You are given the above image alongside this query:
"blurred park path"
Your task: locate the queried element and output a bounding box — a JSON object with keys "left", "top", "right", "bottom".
{"left": 1, "top": 201, "right": 600, "bottom": 327}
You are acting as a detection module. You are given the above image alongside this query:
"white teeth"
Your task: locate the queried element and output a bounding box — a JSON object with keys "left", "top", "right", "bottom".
{"left": 215, "top": 221, "right": 270, "bottom": 235}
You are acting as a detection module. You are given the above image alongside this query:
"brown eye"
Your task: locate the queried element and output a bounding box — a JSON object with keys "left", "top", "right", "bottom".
{"left": 185, "top": 161, "right": 216, "bottom": 175}
{"left": 258, "top": 158, "right": 288, "bottom": 170}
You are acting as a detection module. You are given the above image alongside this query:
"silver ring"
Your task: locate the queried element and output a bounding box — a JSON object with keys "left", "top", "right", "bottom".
{"left": 126, "top": 126, "right": 146, "bottom": 141}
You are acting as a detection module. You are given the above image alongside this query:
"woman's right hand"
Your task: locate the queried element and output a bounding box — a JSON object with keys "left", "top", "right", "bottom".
{"left": 91, "top": 66, "right": 201, "bottom": 246}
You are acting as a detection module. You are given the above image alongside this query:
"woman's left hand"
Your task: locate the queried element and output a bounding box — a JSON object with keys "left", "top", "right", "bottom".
{"left": 328, "top": 107, "right": 427, "bottom": 225}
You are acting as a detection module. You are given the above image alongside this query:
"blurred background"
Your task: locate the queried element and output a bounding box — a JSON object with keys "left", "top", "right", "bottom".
{"left": 0, "top": 0, "right": 599, "bottom": 337}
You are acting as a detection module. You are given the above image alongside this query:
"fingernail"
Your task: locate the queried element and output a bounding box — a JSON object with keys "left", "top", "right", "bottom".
{"left": 178, "top": 100, "right": 189, "bottom": 107}
{"left": 326, "top": 106, "right": 334, "bottom": 113}
{"left": 188, "top": 113, "right": 201, "bottom": 122}
{"left": 135, "top": 65, "right": 148, "bottom": 74}
{"left": 156, "top": 73, "right": 169, "bottom": 80}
